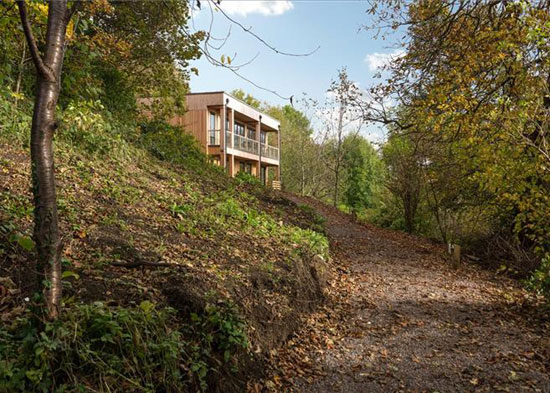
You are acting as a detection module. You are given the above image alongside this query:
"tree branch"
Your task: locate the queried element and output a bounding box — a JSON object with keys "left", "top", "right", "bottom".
{"left": 65, "top": 0, "right": 79, "bottom": 23}
{"left": 16, "top": 0, "right": 54, "bottom": 81}
{"left": 111, "top": 261, "right": 185, "bottom": 269}
{"left": 209, "top": 0, "right": 320, "bottom": 57}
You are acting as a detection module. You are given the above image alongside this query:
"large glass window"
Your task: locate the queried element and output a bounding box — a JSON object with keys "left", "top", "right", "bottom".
{"left": 209, "top": 112, "right": 217, "bottom": 145}
{"left": 260, "top": 131, "right": 266, "bottom": 144}
{"left": 239, "top": 162, "right": 252, "bottom": 174}
{"left": 234, "top": 122, "right": 245, "bottom": 136}
{"left": 247, "top": 127, "right": 256, "bottom": 140}
{"left": 210, "top": 112, "right": 216, "bottom": 130}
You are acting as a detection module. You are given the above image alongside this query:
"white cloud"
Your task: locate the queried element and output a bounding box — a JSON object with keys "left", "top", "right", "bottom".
{"left": 217, "top": 0, "right": 294, "bottom": 17}
{"left": 364, "top": 49, "right": 405, "bottom": 71}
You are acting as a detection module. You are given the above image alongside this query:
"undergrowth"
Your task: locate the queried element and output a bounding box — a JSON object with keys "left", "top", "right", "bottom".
{"left": 0, "top": 90, "right": 330, "bottom": 390}
{"left": 0, "top": 301, "right": 247, "bottom": 393}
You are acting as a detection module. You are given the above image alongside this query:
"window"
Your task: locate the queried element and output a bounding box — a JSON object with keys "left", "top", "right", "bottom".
{"left": 209, "top": 112, "right": 216, "bottom": 129}
{"left": 260, "top": 131, "right": 266, "bottom": 144}
{"left": 210, "top": 156, "right": 221, "bottom": 166}
{"left": 234, "top": 122, "right": 245, "bottom": 136}
{"left": 209, "top": 112, "right": 218, "bottom": 145}
{"left": 239, "top": 162, "right": 252, "bottom": 174}
{"left": 247, "top": 127, "right": 256, "bottom": 140}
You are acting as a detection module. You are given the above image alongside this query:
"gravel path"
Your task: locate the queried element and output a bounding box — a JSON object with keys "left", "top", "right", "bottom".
{"left": 267, "top": 196, "right": 549, "bottom": 393}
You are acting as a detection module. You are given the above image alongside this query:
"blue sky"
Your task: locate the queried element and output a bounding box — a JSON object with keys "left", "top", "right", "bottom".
{"left": 189, "top": 0, "right": 401, "bottom": 142}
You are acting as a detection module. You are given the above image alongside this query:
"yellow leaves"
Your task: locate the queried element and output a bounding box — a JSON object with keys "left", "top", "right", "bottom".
{"left": 29, "top": 2, "right": 48, "bottom": 18}
{"left": 85, "top": 0, "right": 114, "bottom": 15}
{"left": 66, "top": 19, "right": 75, "bottom": 41}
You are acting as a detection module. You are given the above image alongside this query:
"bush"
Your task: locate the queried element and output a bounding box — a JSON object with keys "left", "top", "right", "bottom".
{"left": 234, "top": 171, "right": 261, "bottom": 186}
{"left": 0, "top": 90, "right": 32, "bottom": 147}
{"left": 139, "top": 120, "right": 206, "bottom": 168}
{"left": 526, "top": 255, "right": 550, "bottom": 301}
{"left": 60, "top": 100, "right": 134, "bottom": 157}
{"left": 0, "top": 301, "right": 249, "bottom": 393}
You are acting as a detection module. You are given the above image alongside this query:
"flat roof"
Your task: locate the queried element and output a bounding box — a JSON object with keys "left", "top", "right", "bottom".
{"left": 187, "top": 91, "right": 280, "bottom": 127}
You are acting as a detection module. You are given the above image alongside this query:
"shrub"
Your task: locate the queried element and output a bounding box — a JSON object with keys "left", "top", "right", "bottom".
{"left": 60, "top": 100, "right": 130, "bottom": 157}
{"left": 0, "top": 301, "right": 249, "bottom": 393}
{"left": 0, "top": 302, "right": 185, "bottom": 393}
{"left": 526, "top": 255, "right": 550, "bottom": 301}
{"left": 0, "top": 91, "right": 32, "bottom": 147}
{"left": 234, "top": 171, "right": 261, "bottom": 186}
{"left": 139, "top": 120, "right": 206, "bottom": 168}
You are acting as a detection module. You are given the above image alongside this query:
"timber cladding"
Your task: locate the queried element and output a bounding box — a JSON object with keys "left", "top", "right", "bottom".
{"left": 169, "top": 109, "right": 208, "bottom": 152}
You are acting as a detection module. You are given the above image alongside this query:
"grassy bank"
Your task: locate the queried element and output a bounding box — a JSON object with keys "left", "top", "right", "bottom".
{"left": 0, "top": 95, "right": 329, "bottom": 392}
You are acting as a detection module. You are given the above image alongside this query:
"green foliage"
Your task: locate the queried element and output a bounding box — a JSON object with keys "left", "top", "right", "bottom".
{"left": 168, "top": 192, "right": 329, "bottom": 259}
{"left": 342, "top": 135, "right": 382, "bottom": 217}
{"left": 0, "top": 302, "right": 185, "bottom": 392}
{"left": 526, "top": 255, "right": 550, "bottom": 300}
{"left": 139, "top": 120, "right": 207, "bottom": 168}
{"left": 267, "top": 105, "right": 321, "bottom": 196}
{"left": 189, "top": 302, "right": 248, "bottom": 366}
{"left": 0, "top": 89, "right": 32, "bottom": 146}
{"left": 379, "top": 133, "right": 422, "bottom": 233}
{"left": 230, "top": 89, "right": 262, "bottom": 109}
{"left": 0, "top": 301, "right": 249, "bottom": 393}
{"left": 234, "top": 171, "right": 262, "bottom": 186}
{"left": 61, "top": 100, "right": 133, "bottom": 157}
{"left": 368, "top": 0, "right": 550, "bottom": 287}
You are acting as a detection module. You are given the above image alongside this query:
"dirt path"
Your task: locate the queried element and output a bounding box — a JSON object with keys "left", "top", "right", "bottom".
{"left": 264, "top": 196, "right": 549, "bottom": 393}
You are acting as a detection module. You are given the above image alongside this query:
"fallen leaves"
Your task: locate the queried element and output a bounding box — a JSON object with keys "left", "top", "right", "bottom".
{"left": 255, "top": 196, "right": 550, "bottom": 393}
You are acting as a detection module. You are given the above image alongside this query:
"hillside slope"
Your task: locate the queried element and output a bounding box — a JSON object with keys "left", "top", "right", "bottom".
{"left": 0, "top": 123, "right": 329, "bottom": 392}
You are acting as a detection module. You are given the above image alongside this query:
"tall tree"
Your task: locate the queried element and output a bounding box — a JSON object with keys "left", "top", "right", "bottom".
{"left": 13, "top": 0, "right": 202, "bottom": 319}
{"left": 342, "top": 135, "right": 381, "bottom": 219}
{"left": 321, "top": 68, "right": 364, "bottom": 206}
{"left": 267, "top": 104, "right": 324, "bottom": 196}
{"left": 231, "top": 88, "right": 262, "bottom": 109}
{"left": 382, "top": 133, "right": 422, "bottom": 233}
{"left": 367, "top": 0, "right": 550, "bottom": 252}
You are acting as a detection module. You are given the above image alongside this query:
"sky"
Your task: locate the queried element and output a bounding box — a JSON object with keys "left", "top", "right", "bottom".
{"left": 188, "top": 0, "right": 402, "bottom": 143}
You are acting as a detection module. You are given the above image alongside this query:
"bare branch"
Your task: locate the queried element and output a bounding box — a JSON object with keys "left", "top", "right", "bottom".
{"left": 209, "top": 0, "right": 320, "bottom": 57}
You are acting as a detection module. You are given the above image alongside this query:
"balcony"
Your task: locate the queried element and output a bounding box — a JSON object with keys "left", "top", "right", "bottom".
{"left": 225, "top": 132, "right": 279, "bottom": 162}
{"left": 233, "top": 134, "right": 259, "bottom": 155}
{"left": 261, "top": 144, "right": 279, "bottom": 160}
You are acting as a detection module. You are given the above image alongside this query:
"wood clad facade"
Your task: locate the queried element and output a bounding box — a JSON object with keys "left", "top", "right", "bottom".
{"left": 169, "top": 109, "right": 208, "bottom": 151}
{"left": 176, "top": 92, "right": 281, "bottom": 187}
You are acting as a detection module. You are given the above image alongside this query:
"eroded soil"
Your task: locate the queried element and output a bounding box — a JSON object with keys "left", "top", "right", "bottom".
{"left": 260, "top": 196, "right": 550, "bottom": 393}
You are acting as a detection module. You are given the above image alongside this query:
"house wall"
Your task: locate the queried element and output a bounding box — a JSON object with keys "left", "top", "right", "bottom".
{"left": 233, "top": 157, "right": 259, "bottom": 176}
{"left": 168, "top": 109, "right": 208, "bottom": 152}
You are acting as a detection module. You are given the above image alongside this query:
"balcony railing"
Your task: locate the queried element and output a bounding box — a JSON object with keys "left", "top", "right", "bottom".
{"left": 232, "top": 134, "right": 259, "bottom": 155}
{"left": 224, "top": 132, "right": 279, "bottom": 161}
{"left": 208, "top": 129, "right": 220, "bottom": 146}
{"left": 261, "top": 144, "right": 279, "bottom": 160}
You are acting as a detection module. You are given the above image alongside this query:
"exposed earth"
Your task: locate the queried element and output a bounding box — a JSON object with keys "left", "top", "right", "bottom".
{"left": 257, "top": 195, "right": 550, "bottom": 393}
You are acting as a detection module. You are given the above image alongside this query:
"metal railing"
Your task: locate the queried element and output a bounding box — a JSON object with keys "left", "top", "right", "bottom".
{"left": 208, "top": 129, "right": 221, "bottom": 146}
{"left": 261, "top": 144, "right": 279, "bottom": 160}
{"left": 232, "top": 134, "right": 259, "bottom": 155}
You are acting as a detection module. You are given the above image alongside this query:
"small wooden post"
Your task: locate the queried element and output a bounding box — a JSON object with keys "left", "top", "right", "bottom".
{"left": 448, "top": 243, "right": 461, "bottom": 268}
